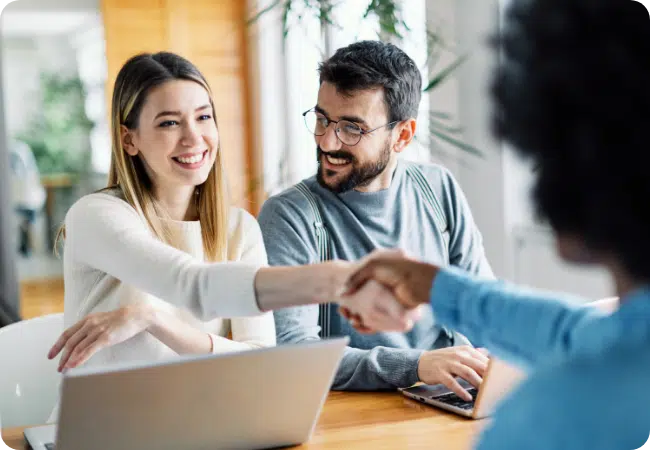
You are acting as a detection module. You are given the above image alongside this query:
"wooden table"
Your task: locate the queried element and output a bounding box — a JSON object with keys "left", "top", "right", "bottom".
{"left": 1, "top": 392, "right": 485, "bottom": 449}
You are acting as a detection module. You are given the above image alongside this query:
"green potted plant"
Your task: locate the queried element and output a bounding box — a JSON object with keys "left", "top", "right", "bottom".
{"left": 16, "top": 72, "right": 94, "bottom": 178}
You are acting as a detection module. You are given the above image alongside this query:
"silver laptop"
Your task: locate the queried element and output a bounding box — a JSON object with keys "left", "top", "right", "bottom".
{"left": 24, "top": 337, "right": 348, "bottom": 450}
{"left": 400, "top": 356, "right": 526, "bottom": 419}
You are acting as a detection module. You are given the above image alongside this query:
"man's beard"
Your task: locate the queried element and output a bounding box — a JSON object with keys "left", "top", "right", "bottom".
{"left": 316, "top": 139, "right": 392, "bottom": 193}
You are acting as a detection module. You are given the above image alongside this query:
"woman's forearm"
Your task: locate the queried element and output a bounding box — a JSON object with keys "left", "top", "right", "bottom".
{"left": 254, "top": 261, "right": 354, "bottom": 312}
{"left": 146, "top": 304, "right": 276, "bottom": 354}
{"left": 144, "top": 304, "right": 213, "bottom": 355}
{"left": 209, "top": 334, "right": 266, "bottom": 352}
{"left": 147, "top": 260, "right": 357, "bottom": 350}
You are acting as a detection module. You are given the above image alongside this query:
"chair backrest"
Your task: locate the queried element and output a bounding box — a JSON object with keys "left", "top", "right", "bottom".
{"left": 0, "top": 313, "right": 63, "bottom": 427}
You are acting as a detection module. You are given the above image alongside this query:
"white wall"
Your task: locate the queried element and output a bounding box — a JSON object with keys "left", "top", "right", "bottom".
{"left": 70, "top": 21, "right": 109, "bottom": 173}
{"left": 248, "top": 0, "right": 291, "bottom": 195}
{"left": 453, "top": 0, "right": 509, "bottom": 278}
{"left": 424, "top": 0, "right": 462, "bottom": 180}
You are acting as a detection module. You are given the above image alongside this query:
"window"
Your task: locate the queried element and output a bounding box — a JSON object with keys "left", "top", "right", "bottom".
{"left": 71, "top": 17, "right": 109, "bottom": 174}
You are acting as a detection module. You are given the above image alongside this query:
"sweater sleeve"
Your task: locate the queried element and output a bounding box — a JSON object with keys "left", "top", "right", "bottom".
{"left": 440, "top": 169, "right": 494, "bottom": 279}
{"left": 65, "top": 194, "right": 262, "bottom": 319}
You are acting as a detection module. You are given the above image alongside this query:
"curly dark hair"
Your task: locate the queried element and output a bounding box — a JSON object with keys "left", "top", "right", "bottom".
{"left": 492, "top": 0, "right": 650, "bottom": 280}
{"left": 318, "top": 40, "right": 422, "bottom": 125}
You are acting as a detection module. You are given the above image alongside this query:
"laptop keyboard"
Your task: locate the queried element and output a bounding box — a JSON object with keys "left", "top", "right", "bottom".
{"left": 432, "top": 387, "right": 478, "bottom": 410}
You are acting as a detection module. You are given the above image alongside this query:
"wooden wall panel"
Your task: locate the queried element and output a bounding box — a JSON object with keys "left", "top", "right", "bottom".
{"left": 101, "top": 0, "right": 257, "bottom": 212}
{"left": 101, "top": 0, "right": 168, "bottom": 98}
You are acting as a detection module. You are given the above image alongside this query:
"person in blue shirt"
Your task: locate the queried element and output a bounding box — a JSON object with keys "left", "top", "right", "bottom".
{"left": 337, "top": 0, "right": 650, "bottom": 448}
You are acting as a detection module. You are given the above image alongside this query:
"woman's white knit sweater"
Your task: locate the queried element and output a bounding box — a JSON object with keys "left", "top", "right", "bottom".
{"left": 62, "top": 190, "right": 275, "bottom": 369}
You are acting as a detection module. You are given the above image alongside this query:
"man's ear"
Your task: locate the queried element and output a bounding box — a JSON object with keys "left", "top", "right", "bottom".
{"left": 392, "top": 119, "right": 416, "bottom": 154}
{"left": 121, "top": 125, "right": 138, "bottom": 156}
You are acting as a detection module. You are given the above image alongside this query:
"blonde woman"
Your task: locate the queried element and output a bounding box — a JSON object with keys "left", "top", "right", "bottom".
{"left": 48, "top": 52, "right": 412, "bottom": 375}
{"left": 47, "top": 51, "right": 276, "bottom": 371}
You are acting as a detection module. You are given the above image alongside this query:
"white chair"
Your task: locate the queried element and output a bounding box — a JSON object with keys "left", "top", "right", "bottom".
{"left": 0, "top": 313, "right": 63, "bottom": 428}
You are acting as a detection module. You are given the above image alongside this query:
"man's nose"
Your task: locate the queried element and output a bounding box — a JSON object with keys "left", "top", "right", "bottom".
{"left": 317, "top": 123, "right": 343, "bottom": 151}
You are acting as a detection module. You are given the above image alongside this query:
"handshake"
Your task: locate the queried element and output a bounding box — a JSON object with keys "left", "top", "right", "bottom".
{"left": 334, "top": 249, "right": 440, "bottom": 334}
{"left": 335, "top": 250, "right": 489, "bottom": 402}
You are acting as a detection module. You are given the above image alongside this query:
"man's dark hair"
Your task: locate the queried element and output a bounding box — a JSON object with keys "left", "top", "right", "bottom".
{"left": 492, "top": 0, "right": 650, "bottom": 280}
{"left": 318, "top": 40, "right": 422, "bottom": 124}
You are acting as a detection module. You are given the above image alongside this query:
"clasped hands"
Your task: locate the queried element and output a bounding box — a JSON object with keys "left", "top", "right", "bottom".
{"left": 336, "top": 249, "right": 439, "bottom": 335}
{"left": 339, "top": 251, "right": 489, "bottom": 401}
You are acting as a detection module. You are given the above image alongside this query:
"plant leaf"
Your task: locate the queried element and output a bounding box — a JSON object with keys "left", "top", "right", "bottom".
{"left": 246, "top": 0, "right": 283, "bottom": 26}
{"left": 430, "top": 128, "right": 483, "bottom": 157}
{"left": 363, "top": 0, "right": 404, "bottom": 40}
{"left": 318, "top": 0, "right": 335, "bottom": 24}
{"left": 429, "top": 115, "right": 466, "bottom": 134}
{"left": 423, "top": 54, "right": 468, "bottom": 92}
{"left": 282, "top": 0, "right": 293, "bottom": 38}
{"left": 362, "top": 0, "right": 377, "bottom": 19}
{"left": 429, "top": 110, "right": 453, "bottom": 120}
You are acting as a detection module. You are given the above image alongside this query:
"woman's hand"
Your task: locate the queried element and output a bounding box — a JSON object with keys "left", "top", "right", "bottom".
{"left": 337, "top": 279, "right": 421, "bottom": 334}
{"left": 338, "top": 249, "right": 439, "bottom": 333}
{"left": 343, "top": 249, "right": 440, "bottom": 308}
{"left": 48, "top": 304, "right": 154, "bottom": 372}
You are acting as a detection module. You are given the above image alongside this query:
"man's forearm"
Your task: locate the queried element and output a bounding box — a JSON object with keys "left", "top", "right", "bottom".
{"left": 332, "top": 346, "right": 424, "bottom": 391}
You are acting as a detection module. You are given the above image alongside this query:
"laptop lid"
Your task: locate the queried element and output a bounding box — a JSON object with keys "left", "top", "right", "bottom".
{"left": 55, "top": 337, "right": 348, "bottom": 450}
{"left": 23, "top": 424, "right": 56, "bottom": 450}
{"left": 472, "top": 357, "right": 526, "bottom": 419}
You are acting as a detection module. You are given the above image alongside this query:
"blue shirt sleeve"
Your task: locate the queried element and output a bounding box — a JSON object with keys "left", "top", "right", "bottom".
{"left": 430, "top": 267, "right": 610, "bottom": 368}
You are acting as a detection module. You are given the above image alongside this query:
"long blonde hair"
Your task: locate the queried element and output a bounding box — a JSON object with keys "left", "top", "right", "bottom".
{"left": 59, "top": 52, "right": 229, "bottom": 261}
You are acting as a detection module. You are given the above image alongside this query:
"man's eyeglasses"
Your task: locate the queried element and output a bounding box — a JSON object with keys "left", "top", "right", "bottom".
{"left": 302, "top": 109, "right": 398, "bottom": 146}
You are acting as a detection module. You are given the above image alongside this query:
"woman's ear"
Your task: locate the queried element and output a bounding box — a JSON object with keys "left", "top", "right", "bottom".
{"left": 121, "top": 125, "right": 138, "bottom": 156}
{"left": 393, "top": 119, "right": 417, "bottom": 154}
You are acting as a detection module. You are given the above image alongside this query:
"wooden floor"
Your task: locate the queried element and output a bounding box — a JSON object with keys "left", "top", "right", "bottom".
{"left": 20, "top": 278, "right": 64, "bottom": 319}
